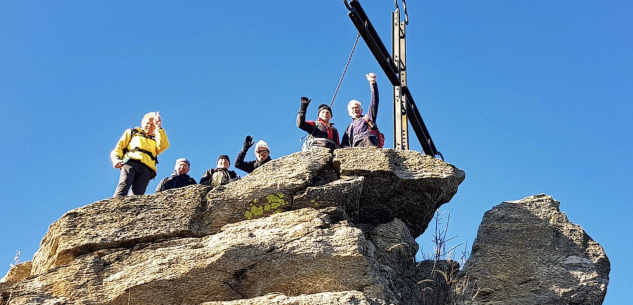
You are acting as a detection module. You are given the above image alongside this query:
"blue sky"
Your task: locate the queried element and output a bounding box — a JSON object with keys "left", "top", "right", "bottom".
{"left": 1, "top": 1, "right": 631, "bottom": 303}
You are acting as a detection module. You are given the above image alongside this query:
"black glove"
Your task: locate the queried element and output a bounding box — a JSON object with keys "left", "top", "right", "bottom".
{"left": 243, "top": 135, "right": 254, "bottom": 149}
{"left": 300, "top": 96, "right": 311, "bottom": 109}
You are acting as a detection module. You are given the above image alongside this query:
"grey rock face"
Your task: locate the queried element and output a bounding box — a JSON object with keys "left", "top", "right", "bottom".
{"left": 0, "top": 149, "right": 610, "bottom": 305}
{"left": 334, "top": 148, "right": 465, "bottom": 238}
{"left": 31, "top": 184, "right": 211, "bottom": 275}
{"left": 462, "top": 194, "right": 610, "bottom": 305}
{"left": 2, "top": 148, "right": 465, "bottom": 304}
{"left": 3, "top": 208, "right": 395, "bottom": 305}
{"left": 199, "top": 291, "right": 386, "bottom": 305}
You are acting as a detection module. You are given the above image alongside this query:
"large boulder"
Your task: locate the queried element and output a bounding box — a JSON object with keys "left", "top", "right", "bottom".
{"left": 334, "top": 148, "right": 465, "bottom": 238}
{"left": 29, "top": 148, "right": 464, "bottom": 278}
{"left": 1, "top": 208, "right": 396, "bottom": 305}
{"left": 462, "top": 194, "right": 610, "bottom": 305}
{"left": 30, "top": 184, "right": 211, "bottom": 275}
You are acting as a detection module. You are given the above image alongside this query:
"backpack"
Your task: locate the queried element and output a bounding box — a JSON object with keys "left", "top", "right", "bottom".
{"left": 301, "top": 122, "right": 337, "bottom": 151}
{"left": 362, "top": 117, "right": 385, "bottom": 148}
{"left": 122, "top": 128, "right": 159, "bottom": 164}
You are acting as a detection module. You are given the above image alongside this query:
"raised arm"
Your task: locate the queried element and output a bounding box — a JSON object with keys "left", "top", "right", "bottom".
{"left": 235, "top": 135, "right": 254, "bottom": 173}
{"left": 366, "top": 73, "right": 379, "bottom": 123}
{"left": 297, "top": 96, "right": 315, "bottom": 132}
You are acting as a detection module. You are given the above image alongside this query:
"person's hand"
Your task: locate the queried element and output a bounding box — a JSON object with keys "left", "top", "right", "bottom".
{"left": 366, "top": 73, "right": 376, "bottom": 84}
{"left": 300, "top": 96, "right": 311, "bottom": 107}
{"left": 114, "top": 161, "right": 123, "bottom": 169}
{"left": 154, "top": 111, "right": 162, "bottom": 129}
{"left": 244, "top": 135, "right": 254, "bottom": 149}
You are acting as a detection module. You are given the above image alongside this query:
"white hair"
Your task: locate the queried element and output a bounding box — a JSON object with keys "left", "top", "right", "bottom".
{"left": 141, "top": 112, "right": 157, "bottom": 124}
{"left": 347, "top": 100, "right": 361, "bottom": 109}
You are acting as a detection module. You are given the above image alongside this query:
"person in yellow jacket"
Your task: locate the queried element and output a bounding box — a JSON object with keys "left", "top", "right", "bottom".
{"left": 110, "top": 111, "right": 170, "bottom": 197}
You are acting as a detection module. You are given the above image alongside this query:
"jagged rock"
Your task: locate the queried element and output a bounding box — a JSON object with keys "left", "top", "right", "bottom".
{"left": 203, "top": 148, "right": 336, "bottom": 232}
{"left": 334, "top": 148, "right": 465, "bottom": 237}
{"left": 10, "top": 150, "right": 609, "bottom": 304}
{"left": 1, "top": 208, "right": 396, "bottom": 305}
{"left": 462, "top": 194, "right": 610, "bottom": 305}
{"left": 0, "top": 262, "right": 32, "bottom": 284}
{"left": 29, "top": 148, "right": 464, "bottom": 279}
{"left": 200, "top": 291, "right": 386, "bottom": 304}
{"left": 31, "top": 184, "right": 211, "bottom": 275}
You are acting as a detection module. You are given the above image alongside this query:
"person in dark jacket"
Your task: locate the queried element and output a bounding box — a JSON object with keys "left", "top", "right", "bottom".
{"left": 155, "top": 158, "right": 197, "bottom": 192}
{"left": 235, "top": 136, "right": 272, "bottom": 174}
{"left": 297, "top": 97, "right": 340, "bottom": 152}
{"left": 200, "top": 155, "right": 239, "bottom": 186}
{"left": 341, "top": 73, "right": 380, "bottom": 147}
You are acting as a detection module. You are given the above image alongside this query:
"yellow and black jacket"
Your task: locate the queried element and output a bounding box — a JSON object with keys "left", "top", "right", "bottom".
{"left": 110, "top": 127, "right": 170, "bottom": 173}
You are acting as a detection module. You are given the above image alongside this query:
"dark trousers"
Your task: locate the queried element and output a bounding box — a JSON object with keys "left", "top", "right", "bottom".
{"left": 113, "top": 160, "right": 154, "bottom": 197}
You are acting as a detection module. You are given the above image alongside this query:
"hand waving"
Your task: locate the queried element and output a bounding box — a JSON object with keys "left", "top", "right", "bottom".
{"left": 244, "top": 135, "right": 254, "bottom": 149}
{"left": 154, "top": 111, "right": 162, "bottom": 129}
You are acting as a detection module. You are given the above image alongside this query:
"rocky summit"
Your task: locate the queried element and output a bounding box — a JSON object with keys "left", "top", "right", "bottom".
{"left": 0, "top": 148, "right": 609, "bottom": 304}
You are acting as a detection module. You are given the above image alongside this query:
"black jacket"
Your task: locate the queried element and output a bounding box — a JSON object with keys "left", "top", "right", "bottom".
{"left": 199, "top": 168, "right": 239, "bottom": 186}
{"left": 235, "top": 146, "right": 272, "bottom": 174}
{"left": 155, "top": 171, "right": 197, "bottom": 192}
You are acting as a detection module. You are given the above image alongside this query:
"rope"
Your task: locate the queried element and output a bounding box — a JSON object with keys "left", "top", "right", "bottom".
{"left": 329, "top": 32, "right": 361, "bottom": 107}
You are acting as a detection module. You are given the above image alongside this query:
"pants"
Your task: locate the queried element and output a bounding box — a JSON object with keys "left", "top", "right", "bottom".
{"left": 113, "top": 160, "right": 154, "bottom": 197}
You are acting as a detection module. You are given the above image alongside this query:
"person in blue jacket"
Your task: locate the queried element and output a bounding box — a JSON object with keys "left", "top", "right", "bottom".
{"left": 155, "top": 158, "right": 197, "bottom": 192}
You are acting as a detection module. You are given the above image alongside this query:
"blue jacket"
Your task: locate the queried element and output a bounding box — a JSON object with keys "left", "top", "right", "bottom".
{"left": 155, "top": 171, "right": 197, "bottom": 192}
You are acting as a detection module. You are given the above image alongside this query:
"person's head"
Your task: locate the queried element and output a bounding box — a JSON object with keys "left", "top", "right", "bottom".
{"left": 141, "top": 112, "right": 157, "bottom": 134}
{"left": 317, "top": 104, "right": 332, "bottom": 123}
{"left": 254, "top": 140, "right": 270, "bottom": 162}
{"left": 174, "top": 158, "right": 190, "bottom": 175}
{"left": 216, "top": 155, "right": 230, "bottom": 169}
{"left": 347, "top": 100, "right": 363, "bottom": 118}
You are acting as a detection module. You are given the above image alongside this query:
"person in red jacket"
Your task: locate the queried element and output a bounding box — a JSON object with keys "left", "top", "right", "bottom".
{"left": 297, "top": 97, "right": 340, "bottom": 152}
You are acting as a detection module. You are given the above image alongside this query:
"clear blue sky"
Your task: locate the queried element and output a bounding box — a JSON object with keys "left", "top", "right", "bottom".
{"left": 1, "top": 1, "right": 630, "bottom": 303}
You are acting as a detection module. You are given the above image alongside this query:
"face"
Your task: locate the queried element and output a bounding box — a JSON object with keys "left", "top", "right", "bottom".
{"left": 318, "top": 109, "right": 332, "bottom": 122}
{"left": 175, "top": 162, "right": 190, "bottom": 175}
{"left": 255, "top": 148, "right": 270, "bottom": 162}
{"left": 142, "top": 117, "right": 156, "bottom": 134}
{"left": 216, "top": 158, "right": 229, "bottom": 169}
{"left": 348, "top": 102, "right": 362, "bottom": 118}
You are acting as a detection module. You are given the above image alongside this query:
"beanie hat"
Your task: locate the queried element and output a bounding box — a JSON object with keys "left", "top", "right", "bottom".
{"left": 175, "top": 158, "right": 190, "bottom": 167}
{"left": 254, "top": 140, "right": 270, "bottom": 155}
{"left": 318, "top": 104, "right": 332, "bottom": 116}
{"left": 217, "top": 155, "right": 230, "bottom": 164}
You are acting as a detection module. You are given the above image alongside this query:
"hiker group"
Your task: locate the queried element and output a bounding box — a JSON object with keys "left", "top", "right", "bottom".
{"left": 110, "top": 73, "right": 383, "bottom": 197}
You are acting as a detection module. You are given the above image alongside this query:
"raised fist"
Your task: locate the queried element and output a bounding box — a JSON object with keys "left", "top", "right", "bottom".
{"left": 366, "top": 73, "right": 376, "bottom": 84}
{"left": 300, "top": 96, "right": 311, "bottom": 107}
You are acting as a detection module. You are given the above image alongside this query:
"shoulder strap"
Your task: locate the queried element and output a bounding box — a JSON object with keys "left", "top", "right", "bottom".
{"left": 362, "top": 116, "right": 376, "bottom": 130}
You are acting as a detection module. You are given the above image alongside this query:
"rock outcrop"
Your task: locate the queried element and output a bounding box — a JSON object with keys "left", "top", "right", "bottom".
{"left": 0, "top": 148, "right": 465, "bottom": 304}
{"left": 0, "top": 149, "right": 610, "bottom": 305}
{"left": 462, "top": 194, "right": 610, "bottom": 305}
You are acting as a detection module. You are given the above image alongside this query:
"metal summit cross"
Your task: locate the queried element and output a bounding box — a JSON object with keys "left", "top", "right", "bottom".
{"left": 343, "top": 0, "right": 441, "bottom": 158}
